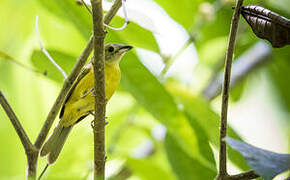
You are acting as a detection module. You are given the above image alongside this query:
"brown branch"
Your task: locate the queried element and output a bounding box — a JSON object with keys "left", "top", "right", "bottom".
{"left": 34, "top": 0, "right": 123, "bottom": 150}
{"left": 34, "top": 36, "right": 94, "bottom": 149}
{"left": 227, "top": 170, "right": 260, "bottom": 180}
{"left": 216, "top": 0, "right": 244, "bottom": 179}
{"left": 0, "top": 91, "right": 38, "bottom": 179}
{"left": 104, "top": 0, "right": 122, "bottom": 25}
{"left": 90, "top": 0, "right": 106, "bottom": 180}
{"left": 81, "top": 0, "right": 92, "bottom": 14}
{"left": 0, "top": 0, "right": 123, "bottom": 179}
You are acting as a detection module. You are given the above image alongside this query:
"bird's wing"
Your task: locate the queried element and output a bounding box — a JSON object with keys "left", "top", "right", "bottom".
{"left": 59, "top": 62, "right": 92, "bottom": 119}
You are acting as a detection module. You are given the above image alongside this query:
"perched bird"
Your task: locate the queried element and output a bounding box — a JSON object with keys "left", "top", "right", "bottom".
{"left": 40, "top": 43, "right": 133, "bottom": 164}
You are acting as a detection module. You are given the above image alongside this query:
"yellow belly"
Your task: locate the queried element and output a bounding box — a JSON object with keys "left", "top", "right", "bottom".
{"left": 60, "top": 62, "right": 120, "bottom": 127}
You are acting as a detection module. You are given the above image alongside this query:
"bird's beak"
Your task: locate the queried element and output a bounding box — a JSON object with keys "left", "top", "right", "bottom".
{"left": 119, "top": 45, "right": 133, "bottom": 52}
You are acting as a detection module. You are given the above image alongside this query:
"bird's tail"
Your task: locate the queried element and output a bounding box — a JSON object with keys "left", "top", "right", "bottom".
{"left": 40, "top": 123, "right": 72, "bottom": 164}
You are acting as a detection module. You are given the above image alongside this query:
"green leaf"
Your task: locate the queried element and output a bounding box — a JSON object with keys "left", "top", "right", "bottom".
{"left": 184, "top": 111, "right": 215, "bottom": 165}
{"left": 230, "top": 80, "right": 246, "bottom": 102}
{"left": 38, "top": 0, "right": 92, "bottom": 38}
{"left": 120, "top": 52, "right": 215, "bottom": 170}
{"left": 166, "top": 82, "right": 249, "bottom": 170}
{"left": 30, "top": 49, "right": 77, "bottom": 82}
{"left": 127, "top": 158, "right": 175, "bottom": 180}
{"left": 165, "top": 134, "right": 216, "bottom": 180}
{"left": 268, "top": 46, "right": 290, "bottom": 111}
{"left": 198, "top": 36, "right": 228, "bottom": 67}
{"left": 153, "top": 0, "right": 200, "bottom": 30}
{"left": 38, "top": 0, "right": 160, "bottom": 53}
{"left": 30, "top": 48, "right": 215, "bottom": 169}
{"left": 106, "top": 16, "right": 160, "bottom": 53}
{"left": 196, "top": 4, "right": 233, "bottom": 45}
{"left": 226, "top": 137, "right": 290, "bottom": 180}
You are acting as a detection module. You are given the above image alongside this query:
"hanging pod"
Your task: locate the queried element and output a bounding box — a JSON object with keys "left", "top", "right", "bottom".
{"left": 241, "top": 5, "right": 290, "bottom": 48}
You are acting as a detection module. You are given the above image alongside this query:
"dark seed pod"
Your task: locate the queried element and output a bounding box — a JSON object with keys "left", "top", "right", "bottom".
{"left": 241, "top": 5, "right": 290, "bottom": 48}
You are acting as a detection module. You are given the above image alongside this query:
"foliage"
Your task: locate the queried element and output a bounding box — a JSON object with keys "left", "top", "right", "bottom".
{"left": 0, "top": 0, "right": 289, "bottom": 179}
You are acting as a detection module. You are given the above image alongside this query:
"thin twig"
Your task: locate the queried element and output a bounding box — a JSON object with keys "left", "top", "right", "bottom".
{"left": 0, "top": 51, "right": 41, "bottom": 74}
{"left": 34, "top": 0, "right": 123, "bottom": 149}
{"left": 103, "top": 0, "right": 129, "bottom": 31}
{"left": 34, "top": 36, "right": 94, "bottom": 149}
{"left": 217, "top": 0, "right": 243, "bottom": 179}
{"left": 160, "top": 38, "right": 193, "bottom": 76}
{"left": 0, "top": 1, "right": 123, "bottom": 179}
{"left": 0, "top": 91, "right": 35, "bottom": 153}
{"left": 104, "top": 0, "right": 122, "bottom": 25}
{"left": 80, "top": 0, "right": 128, "bottom": 31}
{"left": 90, "top": 1, "right": 106, "bottom": 180}
{"left": 35, "top": 15, "right": 68, "bottom": 79}
{"left": 81, "top": 0, "right": 92, "bottom": 14}
{"left": 227, "top": 170, "right": 260, "bottom": 180}
{"left": 0, "top": 91, "right": 38, "bottom": 179}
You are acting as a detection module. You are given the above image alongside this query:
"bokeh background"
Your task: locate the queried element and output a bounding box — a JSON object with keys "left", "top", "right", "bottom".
{"left": 0, "top": 0, "right": 289, "bottom": 179}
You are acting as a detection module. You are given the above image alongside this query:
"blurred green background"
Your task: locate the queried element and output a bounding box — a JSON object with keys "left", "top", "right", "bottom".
{"left": 0, "top": 0, "right": 289, "bottom": 179}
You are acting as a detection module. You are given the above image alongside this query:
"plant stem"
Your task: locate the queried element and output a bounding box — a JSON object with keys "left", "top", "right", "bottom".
{"left": 90, "top": 0, "right": 106, "bottom": 179}
{"left": 160, "top": 38, "right": 193, "bottom": 76}
{"left": 34, "top": 36, "right": 94, "bottom": 149}
{"left": 217, "top": 0, "right": 243, "bottom": 179}
{"left": 34, "top": 0, "right": 123, "bottom": 150}
{"left": 104, "top": 0, "right": 122, "bottom": 25}
{"left": 0, "top": 91, "right": 38, "bottom": 179}
{"left": 0, "top": 91, "right": 34, "bottom": 151}
{"left": 1, "top": 0, "right": 123, "bottom": 179}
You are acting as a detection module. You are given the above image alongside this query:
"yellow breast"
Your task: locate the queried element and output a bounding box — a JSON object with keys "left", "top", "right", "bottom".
{"left": 60, "top": 62, "right": 121, "bottom": 127}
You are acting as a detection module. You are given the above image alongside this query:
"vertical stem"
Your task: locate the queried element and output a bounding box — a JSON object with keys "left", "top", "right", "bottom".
{"left": 26, "top": 151, "right": 38, "bottom": 180}
{"left": 90, "top": 0, "right": 106, "bottom": 179}
{"left": 0, "top": 91, "right": 38, "bottom": 180}
{"left": 217, "top": 0, "right": 243, "bottom": 179}
{"left": 160, "top": 38, "right": 193, "bottom": 76}
{"left": 34, "top": 37, "right": 94, "bottom": 149}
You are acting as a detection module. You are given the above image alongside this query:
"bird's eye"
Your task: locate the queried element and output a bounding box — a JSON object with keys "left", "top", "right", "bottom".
{"left": 108, "top": 46, "right": 114, "bottom": 52}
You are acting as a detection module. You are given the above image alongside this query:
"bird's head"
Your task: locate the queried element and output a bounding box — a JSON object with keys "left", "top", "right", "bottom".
{"left": 105, "top": 43, "right": 133, "bottom": 64}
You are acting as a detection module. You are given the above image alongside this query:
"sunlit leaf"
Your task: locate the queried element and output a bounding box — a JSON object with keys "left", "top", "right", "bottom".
{"left": 184, "top": 112, "right": 215, "bottom": 164}
{"left": 106, "top": 16, "right": 160, "bottom": 53}
{"left": 38, "top": 0, "right": 92, "bottom": 38}
{"left": 127, "top": 158, "right": 175, "bottom": 180}
{"left": 226, "top": 137, "right": 290, "bottom": 180}
{"left": 268, "top": 46, "right": 290, "bottom": 111}
{"left": 165, "top": 134, "right": 216, "bottom": 180}
{"left": 30, "top": 48, "right": 215, "bottom": 168}
{"left": 167, "top": 82, "right": 249, "bottom": 170}
{"left": 230, "top": 80, "right": 246, "bottom": 102}
{"left": 120, "top": 52, "right": 215, "bottom": 169}
{"left": 153, "top": 0, "right": 200, "bottom": 30}
{"left": 196, "top": 4, "right": 233, "bottom": 47}
{"left": 198, "top": 36, "right": 227, "bottom": 67}
{"left": 38, "top": 0, "right": 160, "bottom": 53}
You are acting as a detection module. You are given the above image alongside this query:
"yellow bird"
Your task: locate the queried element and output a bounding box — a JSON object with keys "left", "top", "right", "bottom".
{"left": 40, "top": 43, "right": 133, "bottom": 164}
